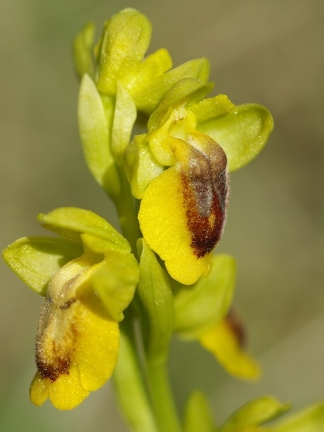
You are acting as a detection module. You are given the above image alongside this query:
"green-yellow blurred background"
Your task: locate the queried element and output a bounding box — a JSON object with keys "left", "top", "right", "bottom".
{"left": 1, "top": 1, "right": 323, "bottom": 430}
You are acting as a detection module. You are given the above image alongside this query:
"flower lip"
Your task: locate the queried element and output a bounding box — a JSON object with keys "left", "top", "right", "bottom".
{"left": 138, "top": 129, "right": 229, "bottom": 285}
{"left": 30, "top": 257, "right": 121, "bottom": 409}
{"left": 35, "top": 262, "right": 84, "bottom": 383}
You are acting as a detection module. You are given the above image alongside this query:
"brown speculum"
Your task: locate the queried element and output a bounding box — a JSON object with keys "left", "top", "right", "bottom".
{"left": 181, "top": 143, "right": 228, "bottom": 258}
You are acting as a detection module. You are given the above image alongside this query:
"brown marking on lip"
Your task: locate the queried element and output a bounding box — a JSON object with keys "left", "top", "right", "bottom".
{"left": 36, "top": 342, "right": 72, "bottom": 382}
{"left": 181, "top": 143, "right": 228, "bottom": 258}
{"left": 35, "top": 298, "right": 78, "bottom": 382}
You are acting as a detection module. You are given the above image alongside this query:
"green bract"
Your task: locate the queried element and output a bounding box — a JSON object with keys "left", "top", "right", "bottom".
{"left": 78, "top": 74, "right": 120, "bottom": 197}
{"left": 137, "top": 239, "right": 174, "bottom": 364}
{"left": 73, "top": 21, "right": 95, "bottom": 79}
{"left": 111, "top": 82, "right": 137, "bottom": 166}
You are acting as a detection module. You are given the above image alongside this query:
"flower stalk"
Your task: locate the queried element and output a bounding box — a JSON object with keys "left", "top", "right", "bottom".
{"left": 146, "top": 360, "right": 182, "bottom": 432}
{"left": 113, "top": 314, "right": 159, "bottom": 432}
{"left": 114, "top": 167, "right": 141, "bottom": 255}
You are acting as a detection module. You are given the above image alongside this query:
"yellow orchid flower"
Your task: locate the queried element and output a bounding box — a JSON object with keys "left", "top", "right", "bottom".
{"left": 135, "top": 76, "right": 272, "bottom": 286}
{"left": 138, "top": 130, "right": 228, "bottom": 285}
{"left": 4, "top": 207, "right": 139, "bottom": 410}
{"left": 137, "top": 80, "right": 229, "bottom": 285}
{"left": 29, "top": 256, "right": 120, "bottom": 410}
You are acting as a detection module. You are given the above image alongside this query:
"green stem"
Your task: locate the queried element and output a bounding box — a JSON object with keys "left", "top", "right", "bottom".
{"left": 113, "top": 167, "right": 182, "bottom": 432}
{"left": 114, "top": 168, "right": 141, "bottom": 254}
{"left": 146, "top": 359, "right": 183, "bottom": 432}
{"left": 112, "top": 316, "right": 159, "bottom": 432}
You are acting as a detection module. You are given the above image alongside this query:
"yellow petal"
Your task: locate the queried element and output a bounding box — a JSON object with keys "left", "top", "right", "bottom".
{"left": 199, "top": 319, "right": 261, "bottom": 380}
{"left": 30, "top": 294, "right": 119, "bottom": 410}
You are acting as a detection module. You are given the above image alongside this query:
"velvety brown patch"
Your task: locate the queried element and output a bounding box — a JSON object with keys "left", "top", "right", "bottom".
{"left": 181, "top": 143, "right": 228, "bottom": 258}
